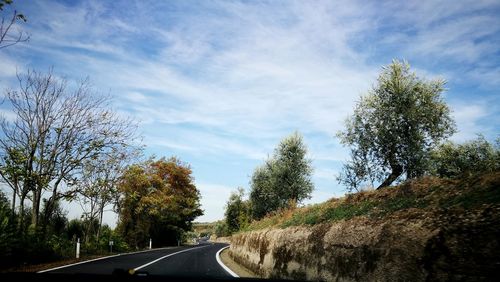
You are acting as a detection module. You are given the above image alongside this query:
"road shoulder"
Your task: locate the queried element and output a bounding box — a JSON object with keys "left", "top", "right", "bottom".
{"left": 219, "top": 248, "right": 258, "bottom": 278}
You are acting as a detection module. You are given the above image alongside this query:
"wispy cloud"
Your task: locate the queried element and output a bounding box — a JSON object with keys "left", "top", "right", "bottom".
{"left": 1, "top": 0, "right": 498, "bottom": 224}
{"left": 450, "top": 102, "right": 497, "bottom": 141}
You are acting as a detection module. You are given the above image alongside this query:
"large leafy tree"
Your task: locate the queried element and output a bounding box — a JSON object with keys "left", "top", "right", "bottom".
{"left": 250, "top": 132, "right": 313, "bottom": 219}
{"left": 337, "top": 60, "right": 455, "bottom": 191}
{"left": 116, "top": 157, "right": 203, "bottom": 248}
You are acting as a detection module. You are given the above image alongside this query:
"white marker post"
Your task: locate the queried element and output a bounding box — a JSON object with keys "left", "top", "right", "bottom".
{"left": 149, "top": 238, "right": 152, "bottom": 250}
{"left": 76, "top": 238, "right": 80, "bottom": 259}
{"left": 109, "top": 240, "right": 114, "bottom": 253}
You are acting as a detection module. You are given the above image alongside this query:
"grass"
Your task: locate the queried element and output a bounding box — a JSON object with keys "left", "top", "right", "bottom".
{"left": 242, "top": 171, "right": 500, "bottom": 232}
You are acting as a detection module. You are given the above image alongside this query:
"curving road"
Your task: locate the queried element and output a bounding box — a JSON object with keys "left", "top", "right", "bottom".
{"left": 39, "top": 242, "right": 235, "bottom": 278}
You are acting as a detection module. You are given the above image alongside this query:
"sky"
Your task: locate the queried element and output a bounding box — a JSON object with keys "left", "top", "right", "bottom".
{"left": 0, "top": 0, "right": 499, "bottom": 226}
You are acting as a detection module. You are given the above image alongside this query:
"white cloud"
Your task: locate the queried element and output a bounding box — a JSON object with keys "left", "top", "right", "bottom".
{"left": 124, "top": 91, "right": 149, "bottom": 103}
{"left": 1, "top": 0, "right": 498, "bottom": 224}
{"left": 195, "top": 182, "right": 235, "bottom": 222}
{"left": 0, "top": 54, "right": 19, "bottom": 78}
{"left": 314, "top": 168, "right": 337, "bottom": 181}
{"left": 0, "top": 108, "right": 17, "bottom": 122}
{"left": 450, "top": 102, "right": 493, "bottom": 142}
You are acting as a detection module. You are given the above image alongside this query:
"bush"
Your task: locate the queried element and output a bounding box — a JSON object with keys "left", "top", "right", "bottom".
{"left": 430, "top": 136, "right": 499, "bottom": 178}
{"left": 214, "top": 220, "right": 229, "bottom": 237}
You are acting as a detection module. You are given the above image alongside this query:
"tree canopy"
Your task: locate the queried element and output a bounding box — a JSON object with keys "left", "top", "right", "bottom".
{"left": 116, "top": 157, "right": 203, "bottom": 248}
{"left": 337, "top": 60, "right": 456, "bottom": 191}
{"left": 250, "top": 132, "right": 313, "bottom": 219}
{"left": 224, "top": 187, "right": 251, "bottom": 234}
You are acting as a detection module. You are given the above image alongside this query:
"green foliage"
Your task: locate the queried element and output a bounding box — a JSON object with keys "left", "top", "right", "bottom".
{"left": 0, "top": 191, "right": 16, "bottom": 259}
{"left": 249, "top": 162, "right": 277, "bottom": 219}
{"left": 429, "top": 135, "right": 500, "bottom": 178}
{"left": 66, "top": 219, "right": 84, "bottom": 240}
{"left": 214, "top": 220, "right": 230, "bottom": 237}
{"left": 273, "top": 132, "right": 314, "bottom": 205}
{"left": 250, "top": 132, "right": 314, "bottom": 220}
{"left": 224, "top": 188, "right": 251, "bottom": 234}
{"left": 181, "top": 231, "right": 198, "bottom": 244}
{"left": 116, "top": 157, "right": 203, "bottom": 248}
{"left": 337, "top": 59, "right": 456, "bottom": 191}
{"left": 0, "top": 188, "right": 130, "bottom": 268}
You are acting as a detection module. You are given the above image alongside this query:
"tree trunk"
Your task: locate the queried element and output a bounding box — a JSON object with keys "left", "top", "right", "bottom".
{"left": 31, "top": 187, "right": 43, "bottom": 227}
{"left": 18, "top": 194, "right": 26, "bottom": 231}
{"left": 377, "top": 165, "right": 403, "bottom": 189}
{"left": 31, "top": 190, "right": 39, "bottom": 227}
{"left": 96, "top": 202, "right": 105, "bottom": 243}
{"left": 85, "top": 203, "right": 95, "bottom": 244}
{"left": 10, "top": 187, "right": 16, "bottom": 217}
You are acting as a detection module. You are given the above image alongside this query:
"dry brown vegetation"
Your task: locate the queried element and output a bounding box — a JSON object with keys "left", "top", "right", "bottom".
{"left": 243, "top": 172, "right": 500, "bottom": 231}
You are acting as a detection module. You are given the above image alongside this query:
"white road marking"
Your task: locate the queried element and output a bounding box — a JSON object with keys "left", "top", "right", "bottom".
{"left": 133, "top": 245, "right": 210, "bottom": 271}
{"left": 37, "top": 246, "right": 174, "bottom": 273}
{"left": 37, "top": 253, "right": 123, "bottom": 273}
{"left": 215, "top": 245, "right": 239, "bottom": 278}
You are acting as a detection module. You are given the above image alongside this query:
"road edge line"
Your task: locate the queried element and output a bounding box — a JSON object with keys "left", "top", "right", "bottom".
{"left": 216, "top": 245, "right": 239, "bottom": 278}
{"left": 133, "top": 245, "right": 209, "bottom": 271}
{"left": 37, "top": 246, "right": 174, "bottom": 273}
{"left": 37, "top": 253, "right": 122, "bottom": 273}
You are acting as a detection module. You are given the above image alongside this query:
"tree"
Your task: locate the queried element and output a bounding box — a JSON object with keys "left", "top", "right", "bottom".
{"left": 0, "top": 146, "right": 26, "bottom": 217}
{"left": 250, "top": 132, "right": 314, "bottom": 219}
{"left": 116, "top": 157, "right": 203, "bottom": 248}
{"left": 224, "top": 187, "right": 250, "bottom": 234}
{"left": 429, "top": 135, "right": 499, "bottom": 178}
{"left": 337, "top": 60, "right": 456, "bottom": 190}
{"left": 214, "top": 220, "right": 229, "bottom": 238}
{"left": 272, "top": 132, "right": 314, "bottom": 204}
{"left": 77, "top": 146, "right": 141, "bottom": 243}
{"left": 0, "top": 0, "right": 29, "bottom": 49}
{"left": 249, "top": 162, "right": 277, "bottom": 219}
{"left": 0, "top": 69, "right": 136, "bottom": 230}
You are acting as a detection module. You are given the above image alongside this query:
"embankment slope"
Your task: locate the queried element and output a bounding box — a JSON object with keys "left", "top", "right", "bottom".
{"left": 228, "top": 173, "right": 500, "bottom": 281}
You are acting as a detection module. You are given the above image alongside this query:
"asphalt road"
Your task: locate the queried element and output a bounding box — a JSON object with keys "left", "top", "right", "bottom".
{"left": 41, "top": 242, "right": 234, "bottom": 278}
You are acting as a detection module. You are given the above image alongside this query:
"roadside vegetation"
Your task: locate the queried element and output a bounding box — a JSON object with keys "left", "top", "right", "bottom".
{"left": 243, "top": 171, "right": 499, "bottom": 231}
{"left": 220, "top": 60, "right": 499, "bottom": 237}
{"left": 116, "top": 157, "right": 203, "bottom": 248}
{"left": 0, "top": 71, "right": 203, "bottom": 268}
{"left": 0, "top": 2, "right": 206, "bottom": 269}
{"left": 0, "top": 1, "right": 498, "bottom": 274}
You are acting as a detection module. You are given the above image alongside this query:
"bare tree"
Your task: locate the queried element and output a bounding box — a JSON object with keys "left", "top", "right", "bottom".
{"left": 0, "top": 0, "right": 29, "bottom": 49}
{"left": 77, "top": 145, "right": 142, "bottom": 243}
{"left": 0, "top": 69, "right": 137, "bottom": 230}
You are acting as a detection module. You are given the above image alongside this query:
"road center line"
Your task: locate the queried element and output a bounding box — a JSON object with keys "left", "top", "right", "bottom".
{"left": 133, "top": 245, "right": 210, "bottom": 271}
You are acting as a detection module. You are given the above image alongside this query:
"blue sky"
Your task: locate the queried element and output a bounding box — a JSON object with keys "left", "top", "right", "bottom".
{"left": 0, "top": 0, "right": 499, "bottom": 226}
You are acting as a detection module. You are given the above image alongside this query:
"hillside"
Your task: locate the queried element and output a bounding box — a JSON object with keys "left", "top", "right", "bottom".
{"left": 243, "top": 172, "right": 500, "bottom": 231}
{"left": 227, "top": 172, "right": 500, "bottom": 281}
